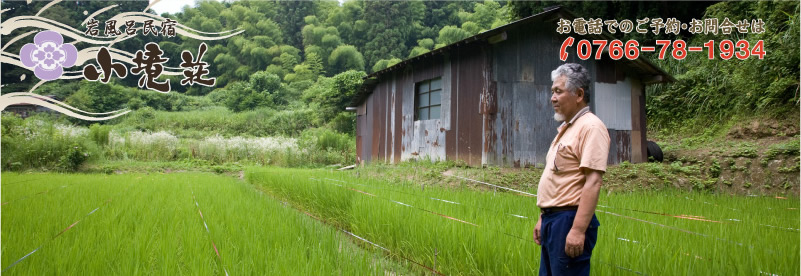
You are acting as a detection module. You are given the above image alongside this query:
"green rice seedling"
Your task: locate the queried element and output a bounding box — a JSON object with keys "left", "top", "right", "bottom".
{"left": 1, "top": 172, "right": 409, "bottom": 275}
{"left": 247, "top": 167, "right": 800, "bottom": 276}
{"left": 249, "top": 168, "right": 543, "bottom": 275}
{"left": 1, "top": 173, "right": 131, "bottom": 271}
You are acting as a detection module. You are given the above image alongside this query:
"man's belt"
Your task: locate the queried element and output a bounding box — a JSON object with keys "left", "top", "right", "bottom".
{"left": 540, "top": 206, "right": 579, "bottom": 214}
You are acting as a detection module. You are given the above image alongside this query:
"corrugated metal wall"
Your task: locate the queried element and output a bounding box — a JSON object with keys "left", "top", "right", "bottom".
{"left": 595, "top": 78, "right": 633, "bottom": 131}
{"left": 596, "top": 59, "right": 646, "bottom": 163}
{"left": 608, "top": 130, "right": 632, "bottom": 164}
{"left": 450, "top": 44, "right": 486, "bottom": 167}
{"left": 357, "top": 19, "right": 648, "bottom": 167}
{"left": 357, "top": 57, "right": 453, "bottom": 164}
{"left": 407, "top": 58, "right": 448, "bottom": 161}
{"left": 487, "top": 23, "right": 599, "bottom": 167}
{"left": 630, "top": 78, "right": 647, "bottom": 163}
{"left": 356, "top": 91, "right": 373, "bottom": 164}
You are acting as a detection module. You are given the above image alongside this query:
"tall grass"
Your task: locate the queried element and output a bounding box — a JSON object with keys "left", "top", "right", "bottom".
{"left": 88, "top": 124, "right": 111, "bottom": 146}
{"left": 2, "top": 113, "right": 356, "bottom": 169}
{"left": 1, "top": 115, "right": 99, "bottom": 171}
{"left": 193, "top": 135, "right": 298, "bottom": 164}
{"left": 108, "top": 130, "right": 180, "bottom": 161}
{"left": 297, "top": 128, "right": 356, "bottom": 166}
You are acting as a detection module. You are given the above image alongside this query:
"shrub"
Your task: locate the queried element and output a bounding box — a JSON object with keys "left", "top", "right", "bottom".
{"left": 1, "top": 117, "right": 97, "bottom": 171}
{"left": 298, "top": 127, "right": 356, "bottom": 165}
{"left": 59, "top": 143, "right": 90, "bottom": 171}
{"left": 709, "top": 160, "right": 721, "bottom": 178}
{"left": 89, "top": 124, "right": 112, "bottom": 146}
{"left": 328, "top": 112, "right": 356, "bottom": 135}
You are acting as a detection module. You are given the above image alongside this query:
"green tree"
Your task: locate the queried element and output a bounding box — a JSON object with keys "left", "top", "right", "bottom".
{"left": 250, "top": 71, "right": 282, "bottom": 93}
{"left": 275, "top": 1, "right": 318, "bottom": 50}
{"left": 458, "top": 0, "right": 508, "bottom": 33}
{"left": 222, "top": 81, "right": 272, "bottom": 112}
{"left": 372, "top": 58, "right": 402, "bottom": 73}
{"left": 436, "top": 25, "right": 471, "bottom": 48}
{"left": 408, "top": 38, "right": 434, "bottom": 58}
{"left": 310, "top": 70, "right": 366, "bottom": 124}
{"left": 362, "top": 1, "right": 425, "bottom": 67}
{"left": 646, "top": 1, "right": 799, "bottom": 130}
{"left": 288, "top": 52, "right": 325, "bottom": 82}
{"left": 64, "top": 81, "right": 129, "bottom": 124}
{"left": 305, "top": 52, "right": 325, "bottom": 76}
{"left": 328, "top": 45, "right": 365, "bottom": 73}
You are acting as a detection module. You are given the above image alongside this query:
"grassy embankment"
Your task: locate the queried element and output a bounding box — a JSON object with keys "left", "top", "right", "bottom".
{"left": 349, "top": 115, "right": 799, "bottom": 197}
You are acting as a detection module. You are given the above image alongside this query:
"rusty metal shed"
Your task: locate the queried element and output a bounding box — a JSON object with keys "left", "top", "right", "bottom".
{"left": 353, "top": 7, "right": 674, "bottom": 167}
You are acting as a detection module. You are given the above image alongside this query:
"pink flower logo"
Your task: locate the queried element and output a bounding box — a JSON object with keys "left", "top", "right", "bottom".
{"left": 19, "top": 31, "right": 78, "bottom": 80}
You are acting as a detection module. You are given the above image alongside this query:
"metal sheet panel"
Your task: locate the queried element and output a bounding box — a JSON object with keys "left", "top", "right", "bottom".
{"left": 489, "top": 23, "right": 590, "bottom": 167}
{"left": 491, "top": 25, "right": 518, "bottom": 83}
{"left": 373, "top": 81, "right": 381, "bottom": 161}
{"left": 412, "top": 58, "right": 444, "bottom": 83}
{"left": 398, "top": 57, "right": 449, "bottom": 163}
{"left": 383, "top": 79, "right": 392, "bottom": 162}
{"left": 516, "top": 24, "right": 599, "bottom": 85}
{"left": 410, "top": 119, "right": 446, "bottom": 161}
{"left": 381, "top": 80, "right": 390, "bottom": 162}
{"left": 445, "top": 56, "right": 458, "bottom": 160}
{"left": 372, "top": 81, "right": 385, "bottom": 161}
{"left": 363, "top": 91, "right": 374, "bottom": 162}
{"left": 630, "top": 78, "right": 646, "bottom": 163}
{"left": 608, "top": 129, "right": 631, "bottom": 164}
{"left": 488, "top": 77, "right": 514, "bottom": 166}
{"left": 370, "top": 83, "right": 377, "bottom": 161}
{"left": 511, "top": 82, "right": 559, "bottom": 168}
{"left": 393, "top": 72, "right": 403, "bottom": 164}
{"left": 356, "top": 102, "right": 366, "bottom": 164}
{"left": 453, "top": 45, "right": 485, "bottom": 167}
{"left": 441, "top": 58, "right": 452, "bottom": 130}
{"left": 595, "top": 78, "right": 633, "bottom": 130}
{"left": 400, "top": 69, "right": 416, "bottom": 161}
{"left": 480, "top": 44, "right": 497, "bottom": 166}
{"left": 388, "top": 76, "right": 396, "bottom": 162}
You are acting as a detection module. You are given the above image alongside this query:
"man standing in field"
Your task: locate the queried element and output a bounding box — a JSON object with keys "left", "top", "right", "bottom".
{"left": 534, "top": 63, "right": 610, "bottom": 276}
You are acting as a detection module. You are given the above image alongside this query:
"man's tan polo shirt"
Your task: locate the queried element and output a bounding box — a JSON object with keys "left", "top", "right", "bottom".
{"left": 537, "top": 107, "right": 610, "bottom": 208}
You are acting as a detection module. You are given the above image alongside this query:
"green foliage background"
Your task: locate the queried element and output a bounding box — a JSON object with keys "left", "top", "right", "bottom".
{"left": 645, "top": 1, "right": 800, "bottom": 132}
{"left": 1, "top": 1, "right": 798, "bottom": 170}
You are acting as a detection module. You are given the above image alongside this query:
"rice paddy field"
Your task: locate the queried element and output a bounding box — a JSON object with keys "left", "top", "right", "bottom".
{"left": 0, "top": 172, "right": 410, "bottom": 275}
{"left": 248, "top": 168, "right": 800, "bottom": 276}
{"left": 2, "top": 168, "right": 799, "bottom": 275}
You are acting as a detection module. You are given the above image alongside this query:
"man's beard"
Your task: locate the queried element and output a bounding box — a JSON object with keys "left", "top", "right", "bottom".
{"left": 553, "top": 112, "right": 565, "bottom": 122}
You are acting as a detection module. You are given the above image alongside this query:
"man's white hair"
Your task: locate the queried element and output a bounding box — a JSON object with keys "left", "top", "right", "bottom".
{"left": 551, "top": 63, "right": 591, "bottom": 104}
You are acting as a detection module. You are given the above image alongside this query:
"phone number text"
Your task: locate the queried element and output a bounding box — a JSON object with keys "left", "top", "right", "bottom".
{"left": 559, "top": 37, "right": 766, "bottom": 61}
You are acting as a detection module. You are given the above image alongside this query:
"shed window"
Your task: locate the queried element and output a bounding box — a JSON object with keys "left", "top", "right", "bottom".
{"left": 415, "top": 77, "right": 442, "bottom": 120}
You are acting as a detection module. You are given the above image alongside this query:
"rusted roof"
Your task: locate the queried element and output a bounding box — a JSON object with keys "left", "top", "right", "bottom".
{"left": 352, "top": 6, "right": 675, "bottom": 106}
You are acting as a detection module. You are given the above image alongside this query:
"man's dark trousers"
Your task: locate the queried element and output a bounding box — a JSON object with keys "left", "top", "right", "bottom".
{"left": 539, "top": 210, "right": 600, "bottom": 276}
